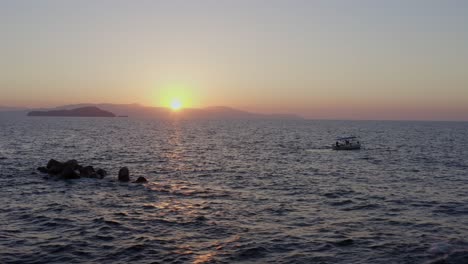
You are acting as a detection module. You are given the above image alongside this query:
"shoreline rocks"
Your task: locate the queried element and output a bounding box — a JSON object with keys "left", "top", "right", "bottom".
{"left": 37, "top": 159, "right": 108, "bottom": 180}
{"left": 134, "top": 176, "right": 148, "bottom": 183}
{"left": 96, "top": 168, "right": 107, "bottom": 178}
{"left": 118, "top": 167, "right": 130, "bottom": 182}
{"left": 37, "top": 160, "right": 148, "bottom": 184}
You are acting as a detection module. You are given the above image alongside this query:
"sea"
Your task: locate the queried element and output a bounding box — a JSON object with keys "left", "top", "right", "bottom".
{"left": 1, "top": 116, "right": 468, "bottom": 264}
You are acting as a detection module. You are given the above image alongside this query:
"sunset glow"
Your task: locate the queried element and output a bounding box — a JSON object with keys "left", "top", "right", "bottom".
{"left": 0, "top": 1, "right": 467, "bottom": 120}
{"left": 170, "top": 99, "right": 182, "bottom": 111}
{"left": 2, "top": 2, "right": 468, "bottom": 263}
{"left": 156, "top": 82, "right": 195, "bottom": 111}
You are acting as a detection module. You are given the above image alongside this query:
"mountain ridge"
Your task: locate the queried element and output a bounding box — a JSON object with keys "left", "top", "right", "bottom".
{"left": 27, "top": 106, "right": 116, "bottom": 117}
{"left": 20, "top": 103, "right": 303, "bottom": 120}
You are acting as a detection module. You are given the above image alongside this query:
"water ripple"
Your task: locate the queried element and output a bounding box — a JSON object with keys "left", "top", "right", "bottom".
{"left": 1, "top": 118, "right": 468, "bottom": 263}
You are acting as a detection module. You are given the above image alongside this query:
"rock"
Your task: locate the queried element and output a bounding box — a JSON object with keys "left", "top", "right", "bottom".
{"left": 96, "top": 169, "right": 107, "bottom": 179}
{"left": 46, "top": 159, "right": 62, "bottom": 169}
{"left": 47, "top": 159, "right": 64, "bottom": 175}
{"left": 334, "top": 239, "right": 354, "bottom": 246}
{"left": 63, "top": 159, "right": 79, "bottom": 170}
{"left": 36, "top": 159, "right": 108, "bottom": 180}
{"left": 51, "top": 159, "right": 81, "bottom": 179}
{"left": 60, "top": 165, "right": 80, "bottom": 179}
{"left": 37, "top": 167, "right": 48, "bottom": 173}
{"left": 134, "top": 176, "right": 148, "bottom": 183}
{"left": 79, "top": 166, "right": 96, "bottom": 178}
{"left": 46, "top": 159, "right": 79, "bottom": 173}
{"left": 48, "top": 165, "right": 63, "bottom": 175}
{"left": 118, "top": 167, "right": 130, "bottom": 182}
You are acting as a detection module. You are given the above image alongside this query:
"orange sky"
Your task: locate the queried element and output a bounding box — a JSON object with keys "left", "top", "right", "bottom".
{"left": 1, "top": 1, "right": 468, "bottom": 120}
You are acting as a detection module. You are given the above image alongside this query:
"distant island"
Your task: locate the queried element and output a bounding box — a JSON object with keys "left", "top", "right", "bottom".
{"left": 42, "top": 103, "right": 303, "bottom": 120}
{"left": 27, "top": 106, "right": 116, "bottom": 117}
{"left": 0, "top": 103, "right": 303, "bottom": 120}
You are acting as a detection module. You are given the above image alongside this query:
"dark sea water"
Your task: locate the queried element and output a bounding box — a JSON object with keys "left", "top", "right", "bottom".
{"left": 1, "top": 116, "right": 468, "bottom": 264}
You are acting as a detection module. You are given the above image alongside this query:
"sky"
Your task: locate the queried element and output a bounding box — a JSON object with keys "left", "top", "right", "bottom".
{"left": 1, "top": 0, "right": 468, "bottom": 120}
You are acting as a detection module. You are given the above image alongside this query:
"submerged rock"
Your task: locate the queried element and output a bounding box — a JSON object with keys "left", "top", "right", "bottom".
{"left": 118, "top": 167, "right": 130, "bottom": 182}
{"left": 60, "top": 165, "right": 80, "bottom": 179}
{"left": 46, "top": 159, "right": 62, "bottom": 169}
{"left": 47, "top": 159, "right": 64, "bottom": 175}
{"left": 59, "top": 160, "right": 81, "bottom": 179}
{"left": 334, "top": 239, "right": 354, "bottom": 246}
{"left": 37, "top": 167, "right": 48, "bottom": 173}
{"left": 96, "top": 169, "right": 107, "bottom": 179}
{"left": 134, "top": 176, "right": 148, "bottom": 183}
{"left": 80, "top": 166, "right": 96, "bottom": 178}
{"left": 37, "top": 159, "right": 107, "bottom": 180}
{"left": 36, "top": 159, "right": 139, "bottom": 183}
{"left": 63, "top": 159, "right": 79, "bottom": 170}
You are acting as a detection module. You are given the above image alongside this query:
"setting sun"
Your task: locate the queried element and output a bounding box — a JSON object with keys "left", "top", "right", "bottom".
{"left": 3, "top": 2, "right": 468, "bottom": 264}
{"left": 170, "top": 99, "right": 183, "bottom": 111}
{"left": 156, "top": 82, "right": 196, "bottom": 110}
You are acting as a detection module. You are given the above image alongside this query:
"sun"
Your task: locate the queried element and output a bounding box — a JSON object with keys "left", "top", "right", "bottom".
{"left": 170, "top": 99, "right": 183, "bottom": 111}
{"left": 155, "top": 82, "right": 194, "bottom": 110}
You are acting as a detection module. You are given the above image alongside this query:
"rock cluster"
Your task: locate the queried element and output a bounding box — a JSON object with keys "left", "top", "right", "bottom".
{"left": 37, "top": 159, "right": 107, "bottom": 179}
{"left": 37, "top": 159, "right": 148, "bottom": 183}
{"left": 118, "top": 167, "right": 130, "bottom": 182}
{"left": 117, "top": 167, "right": 148, "bottom": 183}
{"left": 134, "top": 176, "right": 148, "bottom": 183}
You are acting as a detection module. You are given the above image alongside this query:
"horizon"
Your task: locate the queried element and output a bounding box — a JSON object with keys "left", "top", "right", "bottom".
{"left": 1, "top": 1, "right": 468, "bottom": 121}
{"left": 2, "top": 3, "right": 468, "bottom": 261}
{"left": 2, "top": 102, "right": 468, "bottom": 122}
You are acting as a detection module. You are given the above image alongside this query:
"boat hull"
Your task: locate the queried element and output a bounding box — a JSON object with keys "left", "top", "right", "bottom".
{"left": 332, "top": 144, "right": 361, "bottom": 150}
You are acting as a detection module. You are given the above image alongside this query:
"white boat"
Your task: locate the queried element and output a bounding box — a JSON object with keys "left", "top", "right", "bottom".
{"left": 332, "top": 136, "right": 361, "bottom": 150}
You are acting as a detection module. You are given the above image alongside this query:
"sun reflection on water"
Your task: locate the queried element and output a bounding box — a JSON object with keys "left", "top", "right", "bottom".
{"left": 193, "top": 252, "right": 216, "bottom": 264}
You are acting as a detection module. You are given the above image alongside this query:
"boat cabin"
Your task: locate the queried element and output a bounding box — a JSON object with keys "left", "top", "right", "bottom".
{"left": 332, "top": 136, "right": 361, "bottom": 150}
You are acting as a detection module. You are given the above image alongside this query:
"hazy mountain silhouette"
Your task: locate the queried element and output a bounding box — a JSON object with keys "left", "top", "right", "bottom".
{"left": 0, "top": 106, "right": 29, "bottom": 112}
{"left": 28, "top": 106, "right": 116, "bottom": 117}
{"left": 0, "top": 103, "right": 302, "bottom": 120}
{"left": 51, "top": 103, "right": 303, "bottom": 120}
